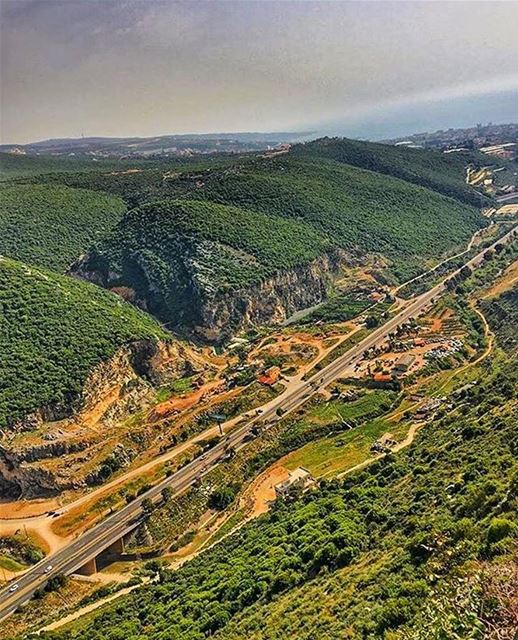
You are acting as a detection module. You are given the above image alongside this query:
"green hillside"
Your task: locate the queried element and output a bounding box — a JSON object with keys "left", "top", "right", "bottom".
{"left": 482, "top": 284, "right": 518, "bottom": 352}
{"left": 0, "top": 153, "right": 113, "bottom": 180}
{"left": 90, "top": 198, "right": 330, "bottom": 297}
{"left": 292, "top": 137, "right": 487, "bottom": 207}
{"left": 0, "top": 184, "right": 126, "bottom": 271}
{"left": 4, "top": 139, "right": 487, "bottom": 338}
{"left": 0, "top": 257, "right": 167, "bottom": 430}
{"left": 0, "top": 151, "right": 201, "bottom": 180}
{"left": 75, "top": 143, "right": 485, "bottom": 333}
{"left": 177, "top": 155, "right": 483, "bottom": 271}
{"left": 46, "top": 290, "right": 517, "bottom": 640}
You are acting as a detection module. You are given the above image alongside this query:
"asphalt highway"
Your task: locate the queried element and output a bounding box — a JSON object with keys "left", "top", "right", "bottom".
{"left": 0, "top": 223, "right": 516, "bottom": 622}
{"left": 496, "top": 192, "right": 518, "bottom": 204}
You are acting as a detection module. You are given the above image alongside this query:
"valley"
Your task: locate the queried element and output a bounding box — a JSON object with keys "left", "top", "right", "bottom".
{"left": 0, "top": 134, "right": 517, "bottom": 639}
{"left": 2, "top": 3, "right": 518, "bottom": 637}
{"left": 0, "top": 218, "right": 516, "bottom": 632}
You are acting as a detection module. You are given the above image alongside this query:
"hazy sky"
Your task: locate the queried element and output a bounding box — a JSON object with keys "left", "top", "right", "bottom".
{"left": 1, "top": 0, "right": 518, "bottom": 143}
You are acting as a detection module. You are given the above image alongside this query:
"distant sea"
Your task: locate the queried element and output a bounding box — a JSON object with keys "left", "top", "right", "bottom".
{"left": 317, "top": 90, "right": 518, "bottom": 141}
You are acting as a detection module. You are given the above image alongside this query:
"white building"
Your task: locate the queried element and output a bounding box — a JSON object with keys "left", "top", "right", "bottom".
{"left": 274, "top": 467, "right": 314, "bottom": 498}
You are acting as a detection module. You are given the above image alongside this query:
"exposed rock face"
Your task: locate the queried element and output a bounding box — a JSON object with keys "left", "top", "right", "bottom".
{"left": 73, "top": 248, "right": 357, "bottom": 343}
{"left": 0, "top": 339, "right": 199, "bottom": 498}
{"left": 193, "top": 250, "right": 347, "bottom": 342}
{"left": 0, "top": 446, "right": 68, "bottom": 498}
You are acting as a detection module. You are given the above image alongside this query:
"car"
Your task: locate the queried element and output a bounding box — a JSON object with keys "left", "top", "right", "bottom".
{"left": 9, "top": 584, "right": 19, "bottom": 592}
{"left": 44, "top": 565, "right": 53, "bottom": 573}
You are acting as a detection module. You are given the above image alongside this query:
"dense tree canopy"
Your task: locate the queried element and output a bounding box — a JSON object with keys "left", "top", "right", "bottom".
{"left": 0, "top": 257, "right": 167, "bottom": 429}
{"left": 0, "top": 184, "right": 125, "bottom": 271}
{"left": 65, "top": 140, "right": 485, "bottom": 333}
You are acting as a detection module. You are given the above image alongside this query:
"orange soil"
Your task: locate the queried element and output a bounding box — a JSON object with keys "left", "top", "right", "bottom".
{"left": 241, "top": 465, "right": 289, "bottom": 518}
{"left": 428, "top": 308, "right": 453, "bottom": 333}
{"left": 0, "top": 499, "right": 60, "bottom": 520}
{"left": 151, "top": 379, "right": 225, "bottom": 418}
{"left": 250, "top": 333, "right": 324, "bottom": 361}
{"left": 0, "top": 517, "right": 69, "bottom": 580}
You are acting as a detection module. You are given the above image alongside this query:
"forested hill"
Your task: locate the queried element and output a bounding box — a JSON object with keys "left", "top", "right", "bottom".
{"left": 291, "top": 137, "right": 486, "bottom": 207}
{"left": 0, "top": 183, "right": 126, "bottom": 272}
{"left": 482, "top": 284, "right": 518, "bottom": 352}
{"left": 0, "top": 257, "right": 167, "bottom": 430}
{"left": 67, "top": 138, "right": 485, "bottom": 339}
{"left": 1, "top": 138, "right": 487, "bottom": 340}
{"left": 44, "top": 286, "right": 518, "bottom": 640}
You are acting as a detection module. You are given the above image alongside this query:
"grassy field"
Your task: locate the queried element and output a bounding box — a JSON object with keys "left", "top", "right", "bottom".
{"left": 281, "top": 391, "right": 398, "bottom": 476}
{"left": 283, "top": 417, "right": 393, "bottom": 477}
{"left": 0, "top": 554, "right": 26, "bottom": 572}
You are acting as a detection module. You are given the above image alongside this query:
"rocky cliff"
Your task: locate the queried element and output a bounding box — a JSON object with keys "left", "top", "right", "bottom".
{"left": 0, "top": 338, "right": 200, "bottom": 498}
{"left": 73, "top": 247, "right": 359, "bottom": 343}
{"left": 192, "top": 249, "right": 351, "bottom": 341}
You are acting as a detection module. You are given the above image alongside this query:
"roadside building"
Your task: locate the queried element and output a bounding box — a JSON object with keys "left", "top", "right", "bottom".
{"left": 369, "top": 291, "right": 385, "bottom": 303}
{"left": 258, "top": 365, "right": 281, "bottom": 386}
{"left": 371, "top": 432, "right": 397, "bottom": 453}
{"left": 394, "top": 354, "right": 416, "bottom": 373}
{"left": 372, "top": 372, "right": 393, "bottom": 385}
{"left": 265, "top": 366, "right": 281, "bottom": 382}
{"left": 274, "top": 467, "right": 314, "bottom": 498}
{"left": 413, "top": 397, "right": 443, "bottom": 420}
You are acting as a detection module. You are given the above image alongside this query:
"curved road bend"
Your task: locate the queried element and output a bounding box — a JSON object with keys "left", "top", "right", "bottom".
{"left": 0, "top": 223, "right": 516, "bottom": 621}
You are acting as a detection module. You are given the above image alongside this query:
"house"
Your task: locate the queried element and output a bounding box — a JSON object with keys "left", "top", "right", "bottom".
{"left": 265, "top": 366, "right": 281, "bottom": 382}
{"left": 413, "top": 397, "right": 443, "bottom": 420}
{"left": 379, "top": 432, "right": 397, "bottom": 447}
{"left": 258, "top": 365, "right": 281, "bottom": 387}
{"left": 414, "top": 337, "right": 426, "bottom": 347}
{"left": 369, "top": 291, "right": 385, "bottom": 303}
{"left": 373, "top": 372, "right": 393, "bottom": 384}
{"left": 274, "top": 467, "right": 314, "bottom": 498}
{"left": 394, "top": 354, "right": 416, "bottom": 373}
{"left": 370, "top": 432, "right": 397, "bottom": 453}
{"left": 258, "top": 365, "right": 281, "bottom": 386}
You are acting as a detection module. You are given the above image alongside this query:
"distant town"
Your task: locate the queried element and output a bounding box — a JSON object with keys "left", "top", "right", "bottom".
{"left": 385, "top": 121, "right": 518, "bottom": 157}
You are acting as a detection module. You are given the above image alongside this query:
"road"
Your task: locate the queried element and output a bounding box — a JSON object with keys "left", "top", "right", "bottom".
{"left": 496, "top": 192, "right": 518, "bottom": 204}
{"left": 0, "top": 223, "right": 516, "bottom": 622}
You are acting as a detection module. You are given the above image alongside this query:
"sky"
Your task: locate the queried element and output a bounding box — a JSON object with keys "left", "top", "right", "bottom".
{"left": 1, "top": 0, "right": 518, "bottom": 144}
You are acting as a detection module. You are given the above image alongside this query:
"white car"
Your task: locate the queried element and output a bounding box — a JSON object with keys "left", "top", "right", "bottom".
{"left": 44, "top": 565, "right": 53, "bottom": 573}
{"left": 9, "top": 584, "right": 19, "bottom": 593}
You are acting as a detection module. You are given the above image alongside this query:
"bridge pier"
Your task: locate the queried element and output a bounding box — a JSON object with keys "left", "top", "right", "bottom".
{"left": 76, "top": 557, "right": 97, "bottom": 576}
{"left": 106, "top": 536, "right": 125, "bottom": 555}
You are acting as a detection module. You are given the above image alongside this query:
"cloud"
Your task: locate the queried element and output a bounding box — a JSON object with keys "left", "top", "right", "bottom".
{"left": 1, "top": 0, "right": 518, "bottom": 143}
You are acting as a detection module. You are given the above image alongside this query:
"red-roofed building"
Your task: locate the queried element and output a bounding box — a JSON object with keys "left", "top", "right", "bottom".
{"left": 373, "top": 373, "right": 393, "bottom": 383}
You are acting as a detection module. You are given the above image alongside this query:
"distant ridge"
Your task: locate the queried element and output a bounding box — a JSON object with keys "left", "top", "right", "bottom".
{"left": 0, "top": 131, "right": 315, "bottom": 157}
